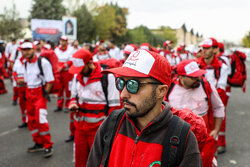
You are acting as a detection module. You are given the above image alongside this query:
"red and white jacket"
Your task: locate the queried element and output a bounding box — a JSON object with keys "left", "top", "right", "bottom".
{"left": 54, "top": 45, "right": 73, "bottom": 71}
{"left": 159, "top": 50, "right": 176, "bottom": 66}
{"left": 69, "top": 63, "right": 121, "bottom": 131}
{"left": 24, "top": 55, "right": 54, "bottom": 89}
{"left": 197, "top": 56, "right": 229, "bottom": 100}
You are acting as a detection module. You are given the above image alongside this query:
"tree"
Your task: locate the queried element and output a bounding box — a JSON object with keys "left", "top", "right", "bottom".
{"left": 93, "top": 4, "right": 116, "bottom": 40}
{"left": 242, "top": 31, "right": 250, "bottom": 47}
{"left": 72, "top": 4, "right": 95, "bottom": 43}
{"left": 159, "top": 26, "right": 177, "bottom": 45}
{"left": 0, "top": 5, "right": 25, "bottom": 40}
{"left": 30, "top": 0, "right": 66, "bottom": 20}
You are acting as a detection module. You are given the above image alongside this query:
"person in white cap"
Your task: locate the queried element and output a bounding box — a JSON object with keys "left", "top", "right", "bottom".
{"left": 20, "top": 41, "right": 54, "bottom": 158}
{"left": 197, "top": 38, "right": 230, "bottom": 154}
{"left": 160, "top": 40, "right": 175, "bottom": 66}
{"left": 87, "top": 50, "right": 201, "bottom": 167}
{"left": 54, "top": 36, "right": 74, "bottom": 113}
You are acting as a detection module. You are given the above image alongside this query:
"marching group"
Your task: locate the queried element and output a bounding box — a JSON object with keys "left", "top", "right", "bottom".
{"left": 0, "top": 36, "right": 247, "bottom": 167}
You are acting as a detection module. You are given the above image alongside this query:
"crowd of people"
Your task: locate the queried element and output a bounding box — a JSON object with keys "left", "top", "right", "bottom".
{"left": 0, "top": 35, "right": 247, "bottom": 167}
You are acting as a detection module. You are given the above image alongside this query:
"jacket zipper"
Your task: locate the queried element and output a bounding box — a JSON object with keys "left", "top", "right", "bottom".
{"left": 131, "top": 135, "right": 139, "bottom": 167}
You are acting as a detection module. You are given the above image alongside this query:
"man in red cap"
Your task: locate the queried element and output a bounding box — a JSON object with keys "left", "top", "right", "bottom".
{"left": 198, "top": 38, "right": 230, "bottom": 154}
{"left": 121, "top": 44, "right": 137, "bottom": 63}
{"left": 87, "top": 50, "right": 201, "bottom": 167}
{"left": 21, "top": 42, "right": 54, "bottom": 158}
{"left": 167, "top": 59, "right": 224, "bottom": 136}
{"left": 160, "top": 40, "right": 175, "bottom": 66}
{"left": 214, "top": 42, "right": 232, "bottom": 153}
{"left": 54, "top": 35, "right": 74, "bottom": 113}
{"left": 166, "top": 60, "right": 224, "bottom": 166}
{"left": 68, "top": 49, "right": 121, "bottom": 167}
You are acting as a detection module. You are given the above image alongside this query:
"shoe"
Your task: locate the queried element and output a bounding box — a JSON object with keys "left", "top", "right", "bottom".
{"left": 217, "top": 146, "right": 226, "bottom": 154}
{"left": 12, "top": 100, "right": 17, "bottom": 106}
{"left": 44, "top": 147, "right": 54, "bottom": 158}
{"left": 64, "top": 108, "right": 69, "bottom": 113}
{"left": 54, "top": 107, "right": 62, "bottom": 112}
{"left": 27, "top": 143, "right": 44, "bottom": 153}
{"left": 18, "top": 123, "right": 28, "bottom": 128}
{"left": 65, "top": 135, "right": 74, "bottom": 143}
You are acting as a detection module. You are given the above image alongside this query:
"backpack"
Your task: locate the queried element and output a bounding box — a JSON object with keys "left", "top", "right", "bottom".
{"left": 101, "top": 109, "right": 191, "bottom": 167}
{"left": 25, "top": 51, "right": 61, "bottom": 101}
{"left": 38, "top": 50, "right": 61, "bottom": 95}
{"left": 227, "top": 51, "right": 247, "bottom": 87}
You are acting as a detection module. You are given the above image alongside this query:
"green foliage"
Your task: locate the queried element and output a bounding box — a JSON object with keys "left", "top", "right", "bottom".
{"left": 93, "top": 4, "right": 116, "bottom": 40}
{"left": 0, "top": 5, "right": 25, "bottom": 40}
{"left": 72, "top": 4, "right": 95, "bottom": 43}
{"left": 30, "top": 0, "right": 66, "bottom": 20}
{"left": 242, "top": 32, "right": 250, "bottom": 47}
{"left": 127, "top": 25, "right": 165, "bottom": 47}
{"left": 92, "top": 3, "right": 128, "bottom": 44}
{"left": 159, "top": 26, "right": 177, "bottom": 45}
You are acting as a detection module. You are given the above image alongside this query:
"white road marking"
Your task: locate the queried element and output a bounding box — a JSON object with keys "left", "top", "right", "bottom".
{"left": 0, "top": 128, "right": 18, "bottom": 137}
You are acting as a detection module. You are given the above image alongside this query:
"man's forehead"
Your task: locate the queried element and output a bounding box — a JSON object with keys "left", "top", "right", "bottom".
{"left": 120, "top": 76, "right": 152, "bottom": 81}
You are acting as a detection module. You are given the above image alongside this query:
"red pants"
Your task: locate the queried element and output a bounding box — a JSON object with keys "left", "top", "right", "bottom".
{"left": 26, "top": 87, "right": 53, "bottom": 149}
{"left": 74, "top": 128, "right": 97, "bottom": 167}
{"left": 70, "top": 112, "right": 76, "bottom": 136}
{"left": 57, "top": 71, "right": 73, "bottom": 109}
{"left": 13, "top": 86, "right": 18, "bottom": 101}
{"left": 18, "top": 86, "right": 27, "bottom": 123}
{"left": 218, "top": 86, "right": 231, "bottom": 147}
{"left": 0, "top": 77, "right": 7, "bottom": 94}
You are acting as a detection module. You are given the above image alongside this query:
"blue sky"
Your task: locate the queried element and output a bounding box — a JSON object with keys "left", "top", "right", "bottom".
{"left": 1, "top": 0, "right": 250, "bottom": 44}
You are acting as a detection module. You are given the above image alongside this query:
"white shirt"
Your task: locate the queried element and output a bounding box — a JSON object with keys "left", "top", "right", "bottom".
{"left": 5, "top": 42, "right": 18, "bottom": 58}
{"left": 24, "top": 57, "right": 54, "bottom": 88}
{"left": 168, "top": 81, "right": 225, "bottom": 118}
{"left": 93, "top": 53, "right": 111, "bottom": 62}
{"left": 54, "top": 46, "right": 73, "bottom": 63}
{"left": 109, "top": 46, "right": 122, "bottom": 60}
{"left": 9, "top": 49, "right": 22, "bottom": 62}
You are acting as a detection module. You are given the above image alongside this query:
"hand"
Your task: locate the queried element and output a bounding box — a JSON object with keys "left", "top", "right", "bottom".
{"left": 69, "top": 103, "right": 79, "bottom": 112}
{"left": 209, "top": 129, "right": 219, "bottom": 139}
{"left": 17, "top": 78, "right": 25, "bottom": 84}
{"left": 58, "top": 66, "right": 63, "bottom": 72}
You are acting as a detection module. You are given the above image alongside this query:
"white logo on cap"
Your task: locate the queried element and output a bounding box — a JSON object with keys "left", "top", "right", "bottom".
{"left": 124, "top": 45, "right": 134, "bottom": 52}
{"left": 201, "top": 38, "right": 213, "bottom": 46}
{"left": 72, "top": 58, "right": 85, "bottom": 67}
{"left": 184, "top": 61, "right": 199, "bottom": 75}
{"left": 123, "top": 50, "right": 155, "bottom": 75}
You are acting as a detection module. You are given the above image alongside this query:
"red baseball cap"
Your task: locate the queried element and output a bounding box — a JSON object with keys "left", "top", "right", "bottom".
{"left": 20, "top": 42, "right": 35, "bottom": 49}
{"left": 140, "top": 43, "right": 151, "bottom": 51}
{"left": 103, "top": 50, "right": 171, "bottom": 86}
{"left": 69, "top": 49, "right": 93, "bottom": 74}
{"left": 163, "top": 40, "right": 173, "bottom": 47}
{"left": 60, "top": 35, "right": 68, "bottom": 41}
{"left": 200, "top": 38, "right": 218, "bottom": 48}
{"left": 177, "top": 59, "right": 207, "bottom": 77}
{"left": 123, "top": 44, "right": 137, "bottom": 55}
{"left": 217, "top": 42, "right": 224, "bottom": 50}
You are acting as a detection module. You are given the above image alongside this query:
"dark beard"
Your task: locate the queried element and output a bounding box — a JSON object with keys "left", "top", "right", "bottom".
{"left": 124, "top": 87, "right": 157, "bottom": 118}
{"left": 82, "top": 67, "right": 93, "bottom": 76}
{"left": 190, "top": 82, "right": 200, "bottom": 88}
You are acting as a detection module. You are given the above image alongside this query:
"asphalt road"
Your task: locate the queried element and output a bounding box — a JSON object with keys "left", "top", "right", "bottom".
{"left": 0, "top": 61, "right": 250, "bottom": 167}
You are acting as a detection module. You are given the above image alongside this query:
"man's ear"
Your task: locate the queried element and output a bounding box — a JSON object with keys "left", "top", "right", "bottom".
{"left": 157, "top": 85, "right": 169, "bottom": 99}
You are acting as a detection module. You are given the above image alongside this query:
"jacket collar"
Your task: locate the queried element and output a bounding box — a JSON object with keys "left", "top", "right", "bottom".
{"left": 76, "top": 62, "right": 103, "bottom": 86}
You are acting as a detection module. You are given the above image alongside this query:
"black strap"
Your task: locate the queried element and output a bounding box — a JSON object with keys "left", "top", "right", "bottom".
{"left": 14, "top": 50, "right": 19, "bottom": 61}
{"left": 101, "top": 109, "right": 126, "bottom": 167}
{"left": 201, "top": 78, "right": 209, "bottom": 102}
{"left": 162, "top": 115, "right": 191, "bottom": 167}
{"left": 100, "top": 64, "right": 109, "bottom": 115}
{"left": 166, "top": 82, "right": 176, "bottom": 100}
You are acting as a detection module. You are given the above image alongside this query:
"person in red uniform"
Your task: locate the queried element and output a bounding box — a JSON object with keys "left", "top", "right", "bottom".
{"left": 12, "top": 52, "right": 28, "bottom": 128}
{"left": 214, "top": 42, "right": 231, "bottom": 153}
{"left": 0, "top": 51, "right": 8, "bottom": 94}
{"left": 197, "top": 38, "right": 230, "bottom": 154}
{"left": 87, "top": 49, "right": 201, "bottom": 167}
{"left": 68, "top": 49, "right": 121, "bottom": 167}
{"left": 21, "top": 42, "right": 54, "bottom": 158}
{"left": 160, "top": 40, "right": 176, "bottom": 66}
{"left": 54, "top": 36, "right": 74, "bottom": 112}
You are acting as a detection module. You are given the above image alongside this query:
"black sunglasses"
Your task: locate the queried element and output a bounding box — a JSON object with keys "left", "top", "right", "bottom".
{"left": 115, "top": 77, "right": 161, "bottom": 94}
